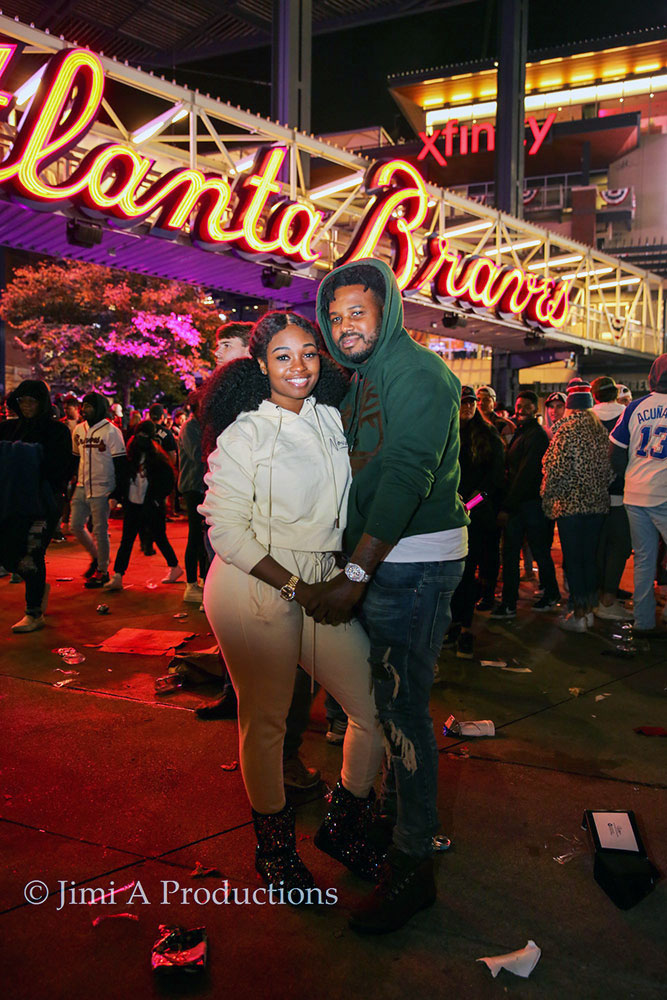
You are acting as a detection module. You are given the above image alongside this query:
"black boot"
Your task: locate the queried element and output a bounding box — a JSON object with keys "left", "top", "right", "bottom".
{"left": 348, "top": 845, "right": 436, "bottom": 934}
{"left": 252, "top": 803, "right": 316, "bottom": 896}
{"left": 314, "top": 781, "right": 385, "bottom": 882}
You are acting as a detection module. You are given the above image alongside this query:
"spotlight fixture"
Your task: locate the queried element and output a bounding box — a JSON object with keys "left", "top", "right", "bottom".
{"left": 66, "top": 219, "right": 103, "bottom": 248}
{"left": 261, "top": 267, "right": 292, "bottom": 290}
{"left": 441, "top": 311, "right": 465, "bottom": 329}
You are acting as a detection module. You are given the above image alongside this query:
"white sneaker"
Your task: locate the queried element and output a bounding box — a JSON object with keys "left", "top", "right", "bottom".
{"left": 586, "top": 612, "right": 595, "bottom": 628}
{"left": 183, "top": 583, "right": 204, "bottom": 603}
{"left": 161, "top": 565, "right": 184, "bottom": 584}
{"left": 103, "top": 573, "right": 124, "bottom": 591}
{"left": 12, "top": 614, "right": 46, "bottom": 633}
{"left": 595, "top": 602, "right": 633, "bottom": 621}
{"left": 558, "top": 612, "right": 587, "bottom": 633}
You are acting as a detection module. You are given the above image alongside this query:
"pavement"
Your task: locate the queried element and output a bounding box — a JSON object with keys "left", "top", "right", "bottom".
{"left": 1, "top": 518, "right": 666, "bottom": 1000}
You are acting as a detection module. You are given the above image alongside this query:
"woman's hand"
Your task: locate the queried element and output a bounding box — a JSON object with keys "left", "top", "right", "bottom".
{"left": 297, "top": 573, "right": 366, "bottom": 626}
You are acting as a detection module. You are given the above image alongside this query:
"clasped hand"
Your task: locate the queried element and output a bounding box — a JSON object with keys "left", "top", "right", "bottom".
{"left": 296, "top": 572, "right": 365, "bottom": 626}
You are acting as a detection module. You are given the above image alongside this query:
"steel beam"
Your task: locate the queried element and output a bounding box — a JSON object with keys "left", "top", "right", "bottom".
{"left": 494, "top": 0, "right": 528, "bottom": 217}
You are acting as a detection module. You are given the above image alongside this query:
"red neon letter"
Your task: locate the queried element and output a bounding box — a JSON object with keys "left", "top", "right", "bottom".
{"left": 0, "top": 48, "right": 104, "bottom": 200}
{"left": 337, "top": 159, "right": 429, "bottom": 289}
{"left": 525, "top": 113, "right": 556, "bottom": 155}
{"left": 471, "top": 123, "right": 494, "bottom": 154}
{"left": 417, "top": 130, "right": 446, "bottom": 166}
{"left": 0, "top": 43, "right": 17, "bottom": 109}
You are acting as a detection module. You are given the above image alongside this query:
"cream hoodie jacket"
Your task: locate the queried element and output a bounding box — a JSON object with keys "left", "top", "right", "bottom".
{"left": 200, "top": 397, "right": 351, "bottom": 574}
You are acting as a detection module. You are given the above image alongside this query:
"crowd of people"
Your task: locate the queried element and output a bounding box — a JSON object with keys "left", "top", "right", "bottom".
{"left": 2, "top": 256, "right": 666, "bottom": 934}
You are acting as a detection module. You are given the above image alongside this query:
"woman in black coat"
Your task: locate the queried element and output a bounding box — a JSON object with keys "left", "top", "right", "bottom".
{"left": 0, "top": 380, "right": 75, "bottom": 632}
{"left": 446, "top": 386, "right": 505, "bottom": 659}
{"left": 104, "top": 421, "right": 182, "bottom": 591}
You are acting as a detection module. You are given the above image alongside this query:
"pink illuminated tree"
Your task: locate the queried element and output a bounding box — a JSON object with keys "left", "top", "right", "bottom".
{"left": 0, "top": 260, "right": 221, "bottom": 407}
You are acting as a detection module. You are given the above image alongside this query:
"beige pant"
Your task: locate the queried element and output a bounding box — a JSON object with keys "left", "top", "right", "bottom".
{"left": 203, "top": 549, "right": 384, "bottom": 814}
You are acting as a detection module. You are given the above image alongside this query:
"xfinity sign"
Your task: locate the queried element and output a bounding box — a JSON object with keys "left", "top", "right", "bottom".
{"left": 417, "top": 114, "right": 556, "bottom": 166}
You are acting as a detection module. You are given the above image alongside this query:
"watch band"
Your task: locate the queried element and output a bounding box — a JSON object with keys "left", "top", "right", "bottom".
{"left": 279, "top": 574, "right": 300, "bottom": 601}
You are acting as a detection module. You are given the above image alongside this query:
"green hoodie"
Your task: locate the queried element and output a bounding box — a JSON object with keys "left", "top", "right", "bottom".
{"left": 317, "top": 257, "right": 468, "bottom": 553}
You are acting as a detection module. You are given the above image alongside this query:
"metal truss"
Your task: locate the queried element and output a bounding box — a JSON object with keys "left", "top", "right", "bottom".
{"left": 0, "top": 14, "right": 663, "bottom": 359}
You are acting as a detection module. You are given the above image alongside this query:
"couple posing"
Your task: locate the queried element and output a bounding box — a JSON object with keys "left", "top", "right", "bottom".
{"left": 199, "top": 258, "right": 468, "bottom": 934}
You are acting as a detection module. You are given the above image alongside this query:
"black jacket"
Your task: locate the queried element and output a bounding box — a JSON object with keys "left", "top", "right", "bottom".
{"left": 0, "top": 380, "right": 75, "bottom": 498}
{"left": 459, "top": 418, "right": 505, "bottom": 528}
{"left": 502, "top": 418, "right": 550, "bottom": 512}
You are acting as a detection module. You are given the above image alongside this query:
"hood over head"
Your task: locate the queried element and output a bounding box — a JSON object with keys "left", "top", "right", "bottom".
{"left": 648, "top": 354, "right": 667, "bottom": 393}
{"left": 82, "top": 392, "right": 109, "bottom": 425}
{"left": 7, "top": 379, "right": 52, "bottom": 419}
{"left": 316, "top": 258, "right": 405, "bottom": 371}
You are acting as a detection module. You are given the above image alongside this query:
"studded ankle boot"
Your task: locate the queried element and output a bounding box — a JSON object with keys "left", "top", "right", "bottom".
{"left": 314, "top": 781, "right": 385, "bottom": 882}
{"left": 252, "top": 802, "right": 316, "bottom": 894}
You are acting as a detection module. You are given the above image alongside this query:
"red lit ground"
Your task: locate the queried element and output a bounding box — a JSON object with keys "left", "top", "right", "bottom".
{"left": 1, "top": 518, "right": 665, "bottom": 999}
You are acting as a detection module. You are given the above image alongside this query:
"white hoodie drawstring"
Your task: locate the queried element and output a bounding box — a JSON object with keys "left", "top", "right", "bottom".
{"left": 312, "top": 404, "right": 341, "bottom": 529}
{"left": 266, "top": 407, "right": 283, "bottom": 555}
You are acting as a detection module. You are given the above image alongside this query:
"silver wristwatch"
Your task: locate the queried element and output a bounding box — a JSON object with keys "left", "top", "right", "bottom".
{"left": 344, "top": 562, "right": 371, "bottom": 584}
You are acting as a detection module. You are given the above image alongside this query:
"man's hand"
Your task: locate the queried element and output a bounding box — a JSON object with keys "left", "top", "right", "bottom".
{"left": 296, "top": 572, "right": 366, "bottom": 625}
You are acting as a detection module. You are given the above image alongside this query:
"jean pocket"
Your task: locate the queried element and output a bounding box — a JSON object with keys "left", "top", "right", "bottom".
{"left": 363, "top": 580, "right": 417, "bottom": 646}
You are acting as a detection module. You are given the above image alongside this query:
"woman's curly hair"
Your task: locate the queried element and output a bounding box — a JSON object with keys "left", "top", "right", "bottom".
{"left": 199, "top": 310, "right": 350, "bottom": 458}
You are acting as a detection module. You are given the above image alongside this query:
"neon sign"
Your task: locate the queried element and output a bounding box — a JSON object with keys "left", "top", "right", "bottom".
{"left": 339, "top": 160, "right": 571, "bottom": 329}
{"left": 417, "top": 114, "right": 556, "bottom": 166}
{"left": 0, "top": 46, "right": 570, "bottom": 330}
{"left": 0, "top": 47, "right": 322, "bottom": 265}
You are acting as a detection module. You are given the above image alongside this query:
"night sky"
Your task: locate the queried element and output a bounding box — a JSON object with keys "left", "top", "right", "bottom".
{"left": 173, "top": 0, "right": 664, "bottom": 139}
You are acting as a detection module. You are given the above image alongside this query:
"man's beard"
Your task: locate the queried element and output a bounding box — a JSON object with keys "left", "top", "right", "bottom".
{"left": 341, "top": 324, "right": 381, "bottom": 363}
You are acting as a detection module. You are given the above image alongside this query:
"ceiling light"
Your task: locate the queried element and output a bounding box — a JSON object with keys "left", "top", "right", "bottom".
{"left": 484, "top": 239, "right": 542, "bottom": 255}
{"left": 14, "top": 64, "right": 46, "bottom": 107}
{"left": 309, "top": 172, "right": 365, "bottom": 201}
{"left": 444, "top": 220, "right": 493, "bottom": 238}
{"left": 528, "top": 254, "right": 583, "bottom": 269}
{"left": 131, "top": 103, "right": 188, "bottom": 144}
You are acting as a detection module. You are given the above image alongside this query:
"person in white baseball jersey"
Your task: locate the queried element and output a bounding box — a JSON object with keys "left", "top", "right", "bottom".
{"left": 609, "top": 355, "right": 667, "bottom": 633}
{"left": 71, "top": 392, "right": 127, "bottom": 588}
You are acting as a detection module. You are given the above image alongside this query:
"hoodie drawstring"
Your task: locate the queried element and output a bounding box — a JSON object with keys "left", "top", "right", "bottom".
{"left": 266, "top": 408, "right": 283, "bottom": 555}
{"left": 312, "top": 404, "right": 341, "bottom": 529}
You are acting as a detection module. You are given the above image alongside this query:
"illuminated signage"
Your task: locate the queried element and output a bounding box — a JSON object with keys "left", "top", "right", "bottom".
{"left": 339, "top": 159, "right": 570, "bottom": 330}
{"left": 0, "top": 46, "right": 570, "bottom": 331}
{"left": 417, "top": 114, "right": 556, "bottom": 166}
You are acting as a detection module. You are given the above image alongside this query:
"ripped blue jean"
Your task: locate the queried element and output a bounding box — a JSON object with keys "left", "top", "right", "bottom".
{"left": 358, "top": 558, "right": 464, "bottom": 859}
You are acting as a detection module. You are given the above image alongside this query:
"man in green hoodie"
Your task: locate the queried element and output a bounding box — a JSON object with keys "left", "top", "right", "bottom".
{"left": 309, "top": 258, "right": 468, "bottom": 933}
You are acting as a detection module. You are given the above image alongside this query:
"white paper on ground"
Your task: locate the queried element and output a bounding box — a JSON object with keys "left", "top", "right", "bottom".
{"left": 592, "top": 812, "right": 639, "bottom": 852}
{"left": 501, "top": 665, "right": 532, "bottom": 673}
{"left": 477, "top": 940, "right": 541, "bottom": 979}
{"left": 480, "top": 660, "right": 507, "bottom": 667}
{"left": 457, "top": 720, "right": 495, "bottom": 736}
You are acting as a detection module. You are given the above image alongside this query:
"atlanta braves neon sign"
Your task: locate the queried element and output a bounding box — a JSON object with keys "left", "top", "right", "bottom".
{"left": 0, "top": 46, "right": 570, "bottom": 330}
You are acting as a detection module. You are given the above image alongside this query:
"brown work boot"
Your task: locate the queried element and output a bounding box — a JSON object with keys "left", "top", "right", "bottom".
{"left": 348, "top": 846, "right": 436, "bottom": 934}
{"left": 283, "top": 754, "right": 321, "bottom": 791}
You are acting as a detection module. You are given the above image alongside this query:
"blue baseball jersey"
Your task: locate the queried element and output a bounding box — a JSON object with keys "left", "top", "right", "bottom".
{"left": 610, "top": 392, "right": 667, "bottom": 505}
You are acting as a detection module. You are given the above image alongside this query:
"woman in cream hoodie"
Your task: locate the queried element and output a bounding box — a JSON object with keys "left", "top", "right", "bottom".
{"left": 199, "top": 312, "right": 384, "bottom": 899}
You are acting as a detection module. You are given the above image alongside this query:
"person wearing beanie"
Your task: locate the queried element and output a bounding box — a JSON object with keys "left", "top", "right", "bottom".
{"left": 0, "top": 380, "right": 75, "bottom": 631}
{"left": 476, "top": 384, "right": 515, "bottom": 445}
{"left": 542, "top": 386, "right": 611, "bottom": 631}
{"left": 544, "top": 391, "right": 566, "bottom": 438}
{"left": 591, "top": 377, "right": 632, "bottom": 621}
{"left": 491, "top": 390, "right": 560, "bottom": 619}
{"left": 71, "top": 392, "right": 128, "bottom": 588}
{"left": 610, "top": 355, "right": 667, "bottom": 634}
